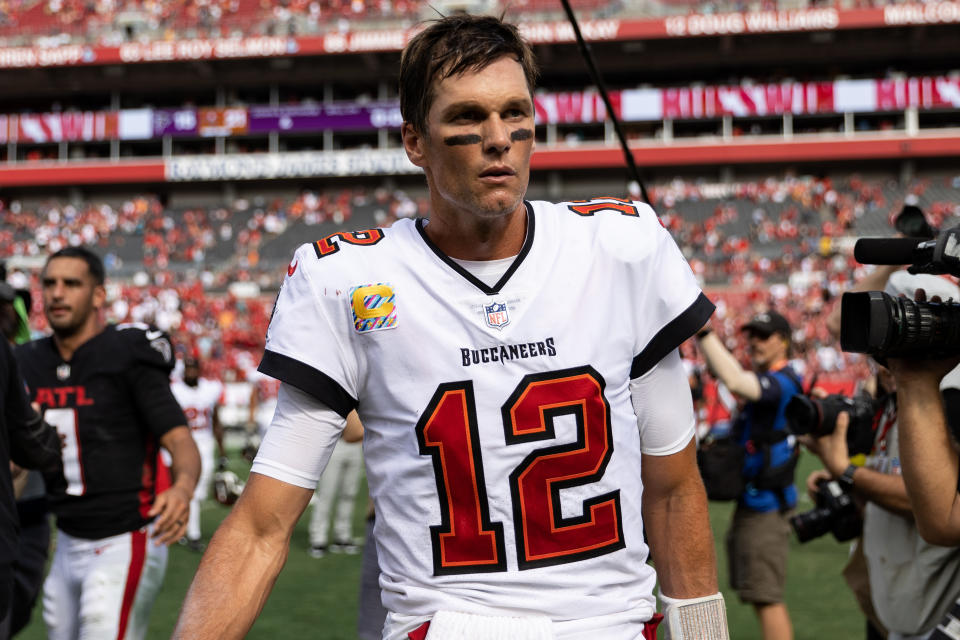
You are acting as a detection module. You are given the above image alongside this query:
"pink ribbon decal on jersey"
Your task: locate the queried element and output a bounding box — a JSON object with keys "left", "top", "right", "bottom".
{"left": 116, "top": 529, "right": 147, "bottom": 639}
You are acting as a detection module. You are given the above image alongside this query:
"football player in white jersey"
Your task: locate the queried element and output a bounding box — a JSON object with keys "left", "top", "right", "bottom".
{"left": 170, "top": 356, "right": 225, "bottom": 550}
{"left": 175, "top": 14, "right": 729, "bottom": 640}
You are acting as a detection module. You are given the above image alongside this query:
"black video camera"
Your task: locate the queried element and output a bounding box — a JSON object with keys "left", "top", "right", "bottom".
{"left": 790, "top": 478, "right": 863, "bottom": 543}
{"left": 784, "top": 393, "right": 876, "bottom": 457}
{"left": 841, "top": 223, "right": 960, "bottom": 359}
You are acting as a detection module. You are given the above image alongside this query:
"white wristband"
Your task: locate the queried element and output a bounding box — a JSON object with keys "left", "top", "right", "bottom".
{"left": 659, "top": 591, "right": 730, "bottom": 640}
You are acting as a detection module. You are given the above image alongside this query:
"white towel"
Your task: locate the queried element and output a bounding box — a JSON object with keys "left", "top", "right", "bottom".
{"left": 424, "top": 610, "right": 554, "bottom": 640}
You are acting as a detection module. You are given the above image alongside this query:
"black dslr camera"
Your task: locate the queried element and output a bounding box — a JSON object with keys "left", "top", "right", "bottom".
{"left": 790, "top": 478, "right": 863, "bottom": 543}
{"left": 840, "top": 221, "right": 960, "bottom": 359}
{"left": 784, "top": 393, "right": 876, "bottom": 457}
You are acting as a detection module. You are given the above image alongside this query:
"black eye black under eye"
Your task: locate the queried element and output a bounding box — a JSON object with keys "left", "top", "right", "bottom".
{"left": 443, "top": 134, "right": 483, "bottom": 146}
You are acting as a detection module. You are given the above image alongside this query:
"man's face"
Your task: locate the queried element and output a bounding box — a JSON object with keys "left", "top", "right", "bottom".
{"left": 402, "top": 55, "right": 535, "bottom": 222}
{"left": 184, "top": 365, "right": 200, "bottom": 386}
{"left": 42, "top": 257, "right": 104, "bottom": 337}
{"left": 746, "top": 330, "right": 788, "bottom": 370}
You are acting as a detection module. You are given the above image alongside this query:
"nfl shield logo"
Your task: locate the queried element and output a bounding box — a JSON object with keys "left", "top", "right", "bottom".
{"left": 484, "top": 301, "right": 510, "bottom": 330}
{"left": 56, "top": 364, "right": 70, "bottom": 380}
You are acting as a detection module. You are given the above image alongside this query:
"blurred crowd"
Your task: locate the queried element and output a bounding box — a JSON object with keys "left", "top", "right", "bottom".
{"left": 653, "top": 174, "right": 960, "bottom": 285}
{"left": 6, "top": 172, "right": 956, "bottom": 428}
{"left": 8, "top": 175, "right": 960, "bottom": 282}
{"left": 0, "top": 186, "right": 425, "bottom": 278}
{"left": 7, "top": 263, "right": 272, "bottom": 387}
{"left": 0, "top": 0, "right": 420, "bottom": 46}
{"left": 3, "top": 174, "right": 959, "bottom": 292}
{"left": 0, "top": 185, "right": 430, "bottom": 399}
{"left": 0, "top": 0, "right": 930, "bottom": 46}
{"left": 693, "top": 283, "right": 871, "bottom": 404}
{"left": 4, "top": 252, "right": 871, "bottom": 424}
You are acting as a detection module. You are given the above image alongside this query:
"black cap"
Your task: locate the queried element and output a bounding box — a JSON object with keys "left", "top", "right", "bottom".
{"left": 183, "top": 356, "right": 200, "bottom": 368}
{"left": 741, "top": 311, "right": 791, "bottom": 338}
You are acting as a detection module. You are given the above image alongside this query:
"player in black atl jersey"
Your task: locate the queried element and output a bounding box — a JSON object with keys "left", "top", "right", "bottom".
{"left": 14, "top": 247, "right": 200, "bottom": 640}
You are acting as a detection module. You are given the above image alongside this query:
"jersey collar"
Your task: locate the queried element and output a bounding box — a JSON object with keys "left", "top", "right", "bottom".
{"left": 48, "top": 324, "right": 111, "bottom": 363}
{"left": 415, "top": 201, "right": 535, "bottom": 295}
{"left": 768, "top": 358, "right": 790, "bottom": 373}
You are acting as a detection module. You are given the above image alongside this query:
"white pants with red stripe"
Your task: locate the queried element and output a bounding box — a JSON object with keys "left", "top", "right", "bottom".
{"left": 42, "top": 525, "right": 167, "bottom": 640}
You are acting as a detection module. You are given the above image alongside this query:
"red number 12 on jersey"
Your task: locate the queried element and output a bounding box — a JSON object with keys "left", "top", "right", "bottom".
{"left": 416, "top": 366, "right": 625, "bottom": 575}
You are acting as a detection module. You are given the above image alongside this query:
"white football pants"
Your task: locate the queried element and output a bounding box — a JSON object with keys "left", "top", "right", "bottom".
{"left": 188, "top": 434, "right": 216, "bottom": 541}
{"left": 309, "top": 439, "right": 363, "bottom": 547}
{"left": 43, "top": 525, "right": 167, "bottom": 640}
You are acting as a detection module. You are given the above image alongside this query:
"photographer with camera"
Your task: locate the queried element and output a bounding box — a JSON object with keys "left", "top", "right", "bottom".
{"left": 888, "top": 340, "right": 960, "bottom": 547}
{"left": 889, "top": 304, "right": 960, "bottom": 640}
{"left": 697, "top": 310, "right": 802, "bottom": 640}
{"left": 809, "top": 267, "right": 960, "bottom": 640}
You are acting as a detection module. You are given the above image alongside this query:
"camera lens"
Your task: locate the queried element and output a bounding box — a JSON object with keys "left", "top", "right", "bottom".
{"left": 784, "top": 395, "right": 819, "bottom": 436}
{"left": 841, "top": 291, "right": 960, "bottom": 358}
{"left": 789, "top": 508, "right": 834, "bottom": 543}
{"left": 785, "top": 394, "right": 851, "bottom": 439}
{"left": 891, "top": 296, "right": 960, "bottom": 354}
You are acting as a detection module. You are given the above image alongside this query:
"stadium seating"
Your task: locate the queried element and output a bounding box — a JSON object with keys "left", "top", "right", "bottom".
{"left": 0, "top": 0, "right": 422, "bottom": 44}
{"left": 3, "top": 172, "right": 953, "bottom": 397}
{"left": 0, "top": 0, "right": 917, "bottom": 45}
{"left": 4, "top": 174, "right": 956, "bottom": 285}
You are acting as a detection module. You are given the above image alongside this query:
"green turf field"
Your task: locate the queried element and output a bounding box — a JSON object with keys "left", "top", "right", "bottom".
{"left": 16, "top": 450, "right": 865, "bottom": 639}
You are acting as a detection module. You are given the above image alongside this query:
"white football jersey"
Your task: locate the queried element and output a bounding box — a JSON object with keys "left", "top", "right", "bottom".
{"left": 259, "top": 199, "right": 713, "bottom": 627}
{"left": 170, "top": 378, "right": 223, "bottom": 439}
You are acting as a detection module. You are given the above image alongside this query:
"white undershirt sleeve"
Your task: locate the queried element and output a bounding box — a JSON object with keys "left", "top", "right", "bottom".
{"left": 250, "top": 382, "right": 347, "bottom": 489}
{"left": 632, "top": 349, "right": 696, "bottom": 456}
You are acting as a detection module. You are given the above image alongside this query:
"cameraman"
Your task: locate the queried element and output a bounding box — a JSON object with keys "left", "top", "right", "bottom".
{"left": 809, "top": 270, "right": 960, "bottom": 639}
{"left": 697, "top": 310, "right": 801, "bottom": 640}
{"left": 887, "top": 289, "right": 960, "bottom": 547}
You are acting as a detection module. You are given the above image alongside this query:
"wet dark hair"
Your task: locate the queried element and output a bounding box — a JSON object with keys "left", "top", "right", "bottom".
{"left": 45, "top": 246, "right": 106, "bottom": 286}
{"left": 399, "top": 14, "right": 538, "bottom": 135}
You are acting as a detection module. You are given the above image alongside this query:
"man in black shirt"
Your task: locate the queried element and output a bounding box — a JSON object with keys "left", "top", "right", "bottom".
{"left": 15, "top": 247, "right": 199, "bottom": 640}
{"left": 0, "top": 277, "right": 57, "bottom": 639}
{"left": 0, "top": 330, "right": 62, "bottom": 639}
